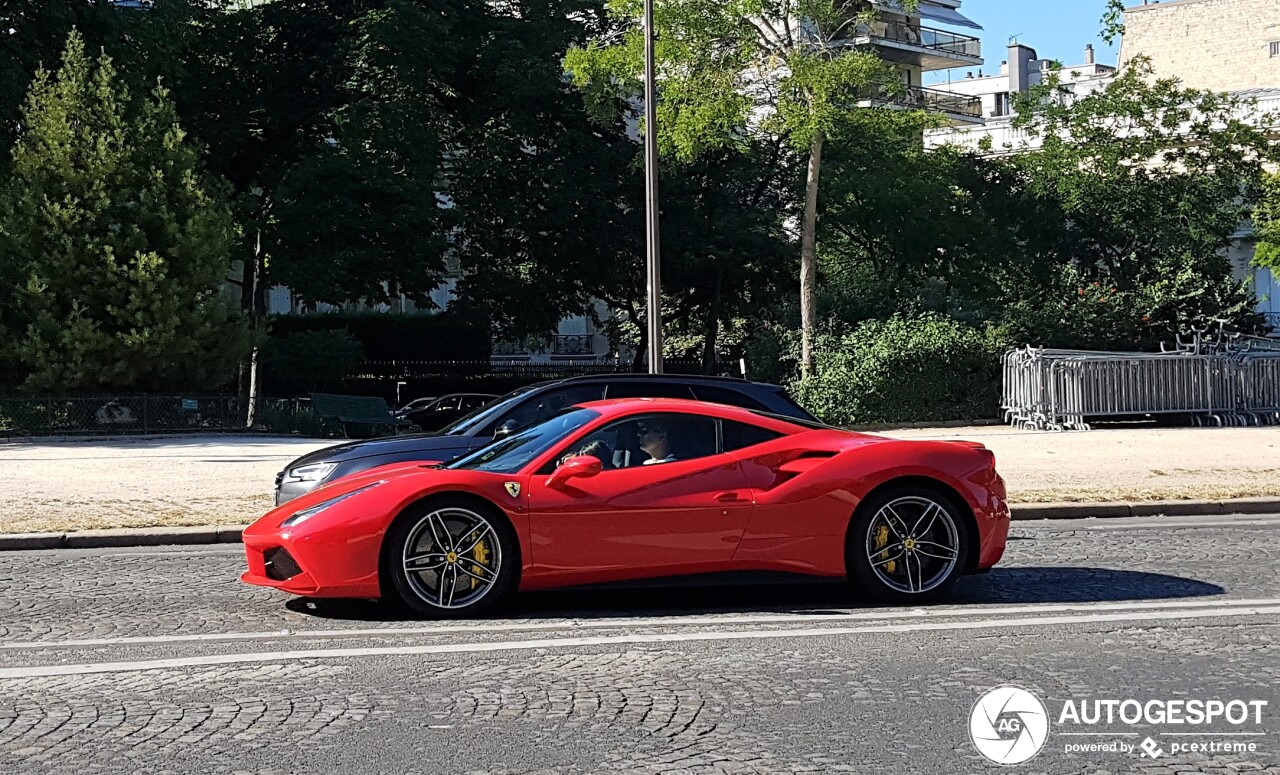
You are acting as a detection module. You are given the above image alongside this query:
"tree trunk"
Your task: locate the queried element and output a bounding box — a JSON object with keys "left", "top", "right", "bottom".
{"left": 701, "top": 264, "right": 724, "bottom": 375}
{"left": 244, "top": 229, "right": 265, "bottom": 429}
{"left": 800, "top": 129, "right": 824, "bottom": 379}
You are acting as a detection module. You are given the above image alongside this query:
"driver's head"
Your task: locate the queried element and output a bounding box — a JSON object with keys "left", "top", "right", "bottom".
{"left": 636, "top": 420, "right": 669, "bottom": 456}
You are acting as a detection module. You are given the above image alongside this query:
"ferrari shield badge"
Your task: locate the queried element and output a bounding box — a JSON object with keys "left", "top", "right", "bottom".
{"left": 504, "top": 481, "right": 521, "bottom": 498}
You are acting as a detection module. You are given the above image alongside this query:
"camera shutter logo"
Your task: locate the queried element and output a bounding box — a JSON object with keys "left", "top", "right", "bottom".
{"left": 970, "top": 685, "right": 1051, "bottom": 765}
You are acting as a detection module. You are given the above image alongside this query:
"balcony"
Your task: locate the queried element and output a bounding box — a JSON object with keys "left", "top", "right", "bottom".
{"left": 848, "top": 21, "right": 982, "bottom": 72}
{"left": 857, "top": 84, "right": 983, "bottom": 124}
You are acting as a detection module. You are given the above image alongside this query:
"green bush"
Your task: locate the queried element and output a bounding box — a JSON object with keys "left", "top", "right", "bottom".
{"left": 792, "top": 314, "right": 1004, "bottom": 426}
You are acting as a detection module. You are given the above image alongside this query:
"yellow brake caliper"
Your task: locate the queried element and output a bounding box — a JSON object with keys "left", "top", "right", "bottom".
{"left": 469, "top": 537, "right": 490, "bottom": 589}
{"left": 874, "top": 524, "right": 897, "bottom": 574}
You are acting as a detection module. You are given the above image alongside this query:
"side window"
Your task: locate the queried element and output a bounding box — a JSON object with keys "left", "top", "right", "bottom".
{"left": 486, "top": 385, "right": 604, "bottom": 436}
{"left": 721, "top": 419, "right": 783, "bottom": 452}
{"left": 547, "top": 412, "right": 719, "bottom": 472}
{"left": 691, "top": 385, "right": 768, "bottom": 411}
{"left": 605, "top": 382, "right": 696, "bottom": 399}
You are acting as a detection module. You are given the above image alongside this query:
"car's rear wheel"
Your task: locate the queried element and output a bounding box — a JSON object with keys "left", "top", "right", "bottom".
{"left": 383, "top": 497, "right": 518, "bottom": 618}
{"left": 847, "top": 486, "right": 969, "bottom": 604}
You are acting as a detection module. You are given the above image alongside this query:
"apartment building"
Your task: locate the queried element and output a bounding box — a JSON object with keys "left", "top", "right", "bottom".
{"left": 850, "top": 0, "right": 987, "bottom": 123}
{"left": 1120, "top": 0, "right": 1280, "bottom": 92}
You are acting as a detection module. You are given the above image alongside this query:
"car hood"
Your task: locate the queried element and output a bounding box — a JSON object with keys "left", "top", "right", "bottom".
{"left": 285, "top": 432, "right": 474, "bottom": 468}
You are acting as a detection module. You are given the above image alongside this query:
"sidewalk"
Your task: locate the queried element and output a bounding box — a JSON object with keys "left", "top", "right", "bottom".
{"left": 2, "top": 426, "right": 1278, "bottom": 535}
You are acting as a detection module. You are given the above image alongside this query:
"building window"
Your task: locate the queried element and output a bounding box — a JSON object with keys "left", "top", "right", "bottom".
{"left": 993, "top": 92, "right": 1011, "bottom": 117}
{"left": 1271, "top": 41, "right": 1280, "bottom": 57}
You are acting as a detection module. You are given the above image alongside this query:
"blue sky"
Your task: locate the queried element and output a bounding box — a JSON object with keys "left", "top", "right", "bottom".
{"left": 924, "top": 0, "right": 1120, "bottom": 85}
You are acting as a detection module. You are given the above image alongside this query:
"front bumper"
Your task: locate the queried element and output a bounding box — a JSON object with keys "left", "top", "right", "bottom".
{"left": 241, "top": 522, "right": 383, "bottom": 599}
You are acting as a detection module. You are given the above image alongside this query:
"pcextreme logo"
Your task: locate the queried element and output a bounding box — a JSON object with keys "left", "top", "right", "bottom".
{"left": 969, "top": 685, "right": 1051, "bottom": 765}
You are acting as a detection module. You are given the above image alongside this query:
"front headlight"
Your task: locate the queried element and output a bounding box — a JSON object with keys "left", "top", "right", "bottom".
{"left": 286, "top": 462, "right": 338, "bottom": 484}
{"left": 280, "top": 482, "right": 383, "bottom": 528}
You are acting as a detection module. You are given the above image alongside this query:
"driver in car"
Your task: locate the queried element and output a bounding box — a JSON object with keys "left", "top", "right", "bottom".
{"left": 638, "top": 421, "right": 676, "bottom": 465}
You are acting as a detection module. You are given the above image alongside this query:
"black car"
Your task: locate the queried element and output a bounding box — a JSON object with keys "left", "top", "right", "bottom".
{"left": 393, "top": 393, "right": 498, "bottom": 432}
{"left": 274, "top": 373, "right": 817, "bottom": 505}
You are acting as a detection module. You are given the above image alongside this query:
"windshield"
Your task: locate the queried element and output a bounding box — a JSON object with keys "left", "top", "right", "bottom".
{"left": 446, "top": 408, "right": 600, "bottom": 474}
{"left": 441, "top": 386, "right": 535, "bottom": 436}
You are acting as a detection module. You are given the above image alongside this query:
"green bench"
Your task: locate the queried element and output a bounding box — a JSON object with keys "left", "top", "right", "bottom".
{"left": 309, "top": 393, "right": 412, "bottom": 437}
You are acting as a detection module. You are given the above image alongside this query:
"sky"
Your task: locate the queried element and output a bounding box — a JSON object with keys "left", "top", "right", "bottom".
{"left": 924, "top": 0, "right": 1121, "bottom": 85}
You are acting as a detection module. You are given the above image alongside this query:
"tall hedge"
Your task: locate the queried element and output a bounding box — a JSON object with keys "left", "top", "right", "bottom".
{"left": 266, "top": 309, "right": 491, "bottom": 363}
{"left": 792, "top": 314, "right": 1004, "bottom": 426}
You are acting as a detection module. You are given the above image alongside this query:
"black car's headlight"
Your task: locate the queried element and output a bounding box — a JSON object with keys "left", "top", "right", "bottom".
{"left": 280, "top": 482, "right": 384, "bottom": 528}
{"left": 284, "top": 462, "right": 338, "bottom": 485}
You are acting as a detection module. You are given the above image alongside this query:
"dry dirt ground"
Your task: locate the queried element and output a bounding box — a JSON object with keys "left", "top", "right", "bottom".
{"left": 2, "top": 426, "right": 1277, "bottom": 534}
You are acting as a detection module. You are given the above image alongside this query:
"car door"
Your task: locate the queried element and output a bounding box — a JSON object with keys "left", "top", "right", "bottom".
{"left": 524, "top": 412, "right": 753, "bottom": 588}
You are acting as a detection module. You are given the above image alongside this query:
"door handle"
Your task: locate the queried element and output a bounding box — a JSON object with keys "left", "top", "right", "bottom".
{"left": 715, "top": 491, "right": 749, "bottom": 504}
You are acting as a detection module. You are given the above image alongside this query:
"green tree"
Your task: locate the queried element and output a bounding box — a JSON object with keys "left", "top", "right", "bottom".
{"left": 996, "top": 58, "right": 1274, "bottom": 339}
{"left": 1100, "top": 0, "right": 1125, "bottom": 46}
{"left": 268, "top": 1, "right": 457, "bottom": 308}
{"left": 1254, "top": 172, "right": 1280, "bottom": 272}
{"left": 566, "top": 0, "right": 916, "bottom": 376}
{"left": 0, "top": 32, "right": 249, "bottom": 392}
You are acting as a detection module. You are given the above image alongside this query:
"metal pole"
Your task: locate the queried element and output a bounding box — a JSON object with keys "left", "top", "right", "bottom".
{"left": 643, "top": 0, "right": 664, "bottom": 374}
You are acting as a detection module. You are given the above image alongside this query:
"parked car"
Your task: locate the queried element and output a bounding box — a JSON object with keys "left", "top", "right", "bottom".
{"left": 394, "top": 393, "right": 497, "bottom": 432}
{"left": 273, "top": 374, "right": 818, "bottom": 505}
{"left": 243, "top": 398, "right": 1010, "bottom": 616}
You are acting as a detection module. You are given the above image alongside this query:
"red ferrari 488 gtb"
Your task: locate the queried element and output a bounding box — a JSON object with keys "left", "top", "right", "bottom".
{"left": 242, "top": 399, "right": 1009, "bottom": 616}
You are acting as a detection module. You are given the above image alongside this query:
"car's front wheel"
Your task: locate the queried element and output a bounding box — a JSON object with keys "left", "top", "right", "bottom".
{"left": 848, "top": 486, "right": 969, "bottom": 604}
{"left": 383, "top": 497, "right": 519, "bottom": 618}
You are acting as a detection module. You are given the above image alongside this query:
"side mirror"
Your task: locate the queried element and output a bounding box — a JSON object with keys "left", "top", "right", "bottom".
{"left": 546, "top": 455, "right": 602, "bottom": 489}
{"left": 493, "top": 419, "right": 520, "bottom": 439}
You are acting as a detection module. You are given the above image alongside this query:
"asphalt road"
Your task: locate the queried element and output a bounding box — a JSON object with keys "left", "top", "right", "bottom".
{"left": 1, "top": 514, "right": 1278, "bottom": 774}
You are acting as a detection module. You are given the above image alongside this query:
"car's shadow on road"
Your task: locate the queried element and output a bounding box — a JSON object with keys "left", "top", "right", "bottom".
{"left": 286, "top": 567, "right": 1224, "bottom": 622}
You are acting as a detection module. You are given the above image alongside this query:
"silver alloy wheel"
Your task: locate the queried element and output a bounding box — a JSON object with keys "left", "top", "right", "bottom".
{"left": 401, "top": 507, "right": 503, "bottom": 610}
{"left": 864, "top": 495, "right": 960, "bottom": 595}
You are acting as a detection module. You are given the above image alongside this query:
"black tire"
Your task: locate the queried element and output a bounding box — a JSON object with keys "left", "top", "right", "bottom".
{"left": 382, "top": 496, "right": 520, "bottom": 619}
{"left": 846, "top": 484, "right": 970, "bottom": 604}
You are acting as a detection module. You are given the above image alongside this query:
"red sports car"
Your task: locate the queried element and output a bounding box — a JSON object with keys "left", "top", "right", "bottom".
{"left": 242, "top": 399, "right": 1009, "bottom": 616}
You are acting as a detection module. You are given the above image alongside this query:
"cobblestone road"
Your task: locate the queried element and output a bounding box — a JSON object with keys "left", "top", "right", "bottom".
{"left": 1, "top": 514, "right": 1278, "bottom": 774}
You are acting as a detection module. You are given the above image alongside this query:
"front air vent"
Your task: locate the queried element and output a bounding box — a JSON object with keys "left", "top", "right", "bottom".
{"left": 263, "top": 548, "right": 302, "bottom": 581}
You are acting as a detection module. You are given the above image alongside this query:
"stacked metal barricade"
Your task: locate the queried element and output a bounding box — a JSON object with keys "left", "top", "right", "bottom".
{"left": 1001, "top": 330, "right": 1280, "bottom": 431}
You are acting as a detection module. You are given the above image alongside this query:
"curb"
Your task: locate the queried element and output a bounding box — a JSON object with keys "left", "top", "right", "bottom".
{"left": 3, "top": 498, "right": 1278, "bottom": 551}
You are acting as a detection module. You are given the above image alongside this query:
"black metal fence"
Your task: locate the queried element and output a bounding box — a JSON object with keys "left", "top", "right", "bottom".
{"left": 0, "top": 396, "right": 313, "bottom": 438}
{"left": 352, "top": 359, "right": 706, "bottom": 379}
{"left": 1, "top": 360, "right": 716, "bottom": 437}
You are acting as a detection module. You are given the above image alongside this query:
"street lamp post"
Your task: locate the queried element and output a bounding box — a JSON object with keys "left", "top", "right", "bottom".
{"left": 643, "top": 0, "right": 664, "bottom": 374}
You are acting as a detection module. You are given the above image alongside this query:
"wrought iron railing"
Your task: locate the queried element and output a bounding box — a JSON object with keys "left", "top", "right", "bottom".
{"left": 553, "top": 334, "right": 596, "bottom": 356}
{"left": 860, "top": 21, "right": 981, "bottom": 59}
{"left": 861, "top": 84, "right": 982, "bottom": 119}
{"left": 493, "top": 334, "right": 599, "bottom": 357}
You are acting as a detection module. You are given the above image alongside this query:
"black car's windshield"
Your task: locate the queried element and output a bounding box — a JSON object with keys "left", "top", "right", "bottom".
{"left": 446, "top": 408, "right": 600, "bottom": 474}
{"left": 442, "top": 387, "right": 535, "bottom": 436}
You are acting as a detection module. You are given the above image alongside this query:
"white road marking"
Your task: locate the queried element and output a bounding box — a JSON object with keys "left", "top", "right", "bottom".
{"left": 2, "top": 604, "right": 1278, "bottom": 680}
{"left": 4, "top": 597, "right": 1279, "bottom": 651}
{"left": 1016, "top": 517, "right": 1280, "bottom": 531}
